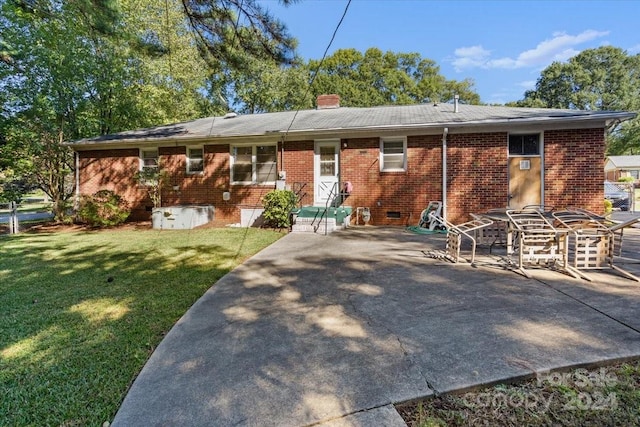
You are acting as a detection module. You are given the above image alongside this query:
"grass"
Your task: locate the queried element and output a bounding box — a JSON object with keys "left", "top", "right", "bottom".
{"left": 397, "top": 359, "right": 640, "bottom": 426}
{"left": 0, "top": 226, "right": 283, "bottom": 426}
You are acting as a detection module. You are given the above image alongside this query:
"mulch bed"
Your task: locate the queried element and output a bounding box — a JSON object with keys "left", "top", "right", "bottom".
{"left": 1, "top": 221, "right": 153, "bottom": 235}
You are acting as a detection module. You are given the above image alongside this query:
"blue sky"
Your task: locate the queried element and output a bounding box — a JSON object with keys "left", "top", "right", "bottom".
{"left": 260, "top": 0, "right": 640, "bottom": 105}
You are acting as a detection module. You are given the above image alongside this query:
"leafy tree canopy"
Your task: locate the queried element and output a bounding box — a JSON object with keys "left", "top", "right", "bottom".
{"left": 308, "top": 48, "right": 480, "bottom": 107}
{"left": 510, "top": 46, "right": 640, "bottom": 154}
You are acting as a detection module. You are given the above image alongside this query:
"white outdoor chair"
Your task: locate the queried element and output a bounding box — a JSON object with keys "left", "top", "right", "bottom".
{"left": 506, "top": 209, "right": 586, "bottom": 280}
{"left": 569, "top": 208, "right": 640, "bottom": 256}
{"left": 430, "top": 214, "right": 494, "bottom": 265}
{"left": 552, "top": 210, "right": 639, "bottom": 281}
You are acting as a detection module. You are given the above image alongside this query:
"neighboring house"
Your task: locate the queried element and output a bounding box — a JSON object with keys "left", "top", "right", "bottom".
{"left": 605, "top": 155, "right": 640, "bottom": 183}
{"left": 68, "top": 95, "right": 635, "bottom": 226}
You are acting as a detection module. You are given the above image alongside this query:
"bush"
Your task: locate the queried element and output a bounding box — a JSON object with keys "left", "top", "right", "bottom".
{"left": 604, "top": 199, "right": 613, "bottom": 214}
{"left": 618, "top": 176, "right": 634, "bottom": 183}
{"left": 262, "top": 190, "right": 297, "bottom": 228}
{"left": 77, "top": 190, "right": 130, "bottom": 227}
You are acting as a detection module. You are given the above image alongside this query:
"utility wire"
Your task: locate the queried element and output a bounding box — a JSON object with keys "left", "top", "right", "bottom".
{"left": 281, "top": 0, "right": 352, "bottom": 143}
{"left": 228, "top": 0, "right": 351, "bottom": 255}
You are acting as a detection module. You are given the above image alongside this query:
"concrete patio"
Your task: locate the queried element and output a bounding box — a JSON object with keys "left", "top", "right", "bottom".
{"left": 112, "top": 221, "right": 640, "bottom": 426}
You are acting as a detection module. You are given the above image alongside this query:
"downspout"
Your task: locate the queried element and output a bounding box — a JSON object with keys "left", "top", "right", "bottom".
{"left": 279, "top": 135, "right": 285, "bottom": 180}
{"left": 442, "top": 127, "right": 448, "bottom": 220}
{"left": 74, "top": 151, "right": 80, "bottom": 210}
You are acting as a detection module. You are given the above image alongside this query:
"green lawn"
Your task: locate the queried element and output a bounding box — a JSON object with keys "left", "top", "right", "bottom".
{"left": 0, "top": 227, "right": 283, "bottom": 426}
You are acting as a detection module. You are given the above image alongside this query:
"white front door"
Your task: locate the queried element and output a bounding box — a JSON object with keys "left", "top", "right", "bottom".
{"left": 314, "top": 140, "right": 340, "bottom": 206}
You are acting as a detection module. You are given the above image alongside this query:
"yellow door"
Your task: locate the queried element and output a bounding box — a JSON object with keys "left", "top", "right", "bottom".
{"left": 508, "top": 157, "right": 541, "bottom": 209}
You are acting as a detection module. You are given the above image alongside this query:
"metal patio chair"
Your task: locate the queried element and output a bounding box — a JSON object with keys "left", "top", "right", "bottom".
{"left": 470, "top": 208, "right": 509, "bottom": 251}
{"left": 430, "top": 214, "right": 494, "bottom": 265}
{"left": 568, "top": 208, "right": 640, "bottom": 256}
{"left": 506, "top": 209, "right": 586, "bottom": 279}
{"left": 552, "top": 210, "right": 639, "bottom": 281}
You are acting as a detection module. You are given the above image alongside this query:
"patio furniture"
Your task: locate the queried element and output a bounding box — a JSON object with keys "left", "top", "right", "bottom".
{"left": 471, "top": 209, "right": 509, "bottom": 252}
{"left": 430, "top": 214, "right": 494, "bottom": 265}
{"left": 552, "top": 210, "right": 640, "bottom": 281}
{"left": 568, "top": 208, "right": 640, "bottom": 256}
{"left": 506, "top": 209, "right": 587, "bottom": 279}
{"left": 522, "top": 204, "right": 555, "bottom": 214}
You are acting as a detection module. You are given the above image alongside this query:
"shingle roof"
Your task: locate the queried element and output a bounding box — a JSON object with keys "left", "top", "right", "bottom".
{"left": 605, "top": 155, "right": 640, "bottom": 168}
{"left": 68, "top": 103, "right": 636, "bottom": 147}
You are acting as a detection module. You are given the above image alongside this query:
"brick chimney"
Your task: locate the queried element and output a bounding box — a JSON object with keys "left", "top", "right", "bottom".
{"left": 316, "top": 94, "right": 340, "bottom": 110}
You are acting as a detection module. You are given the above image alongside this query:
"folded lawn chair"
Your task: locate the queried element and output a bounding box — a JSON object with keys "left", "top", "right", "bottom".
{"left": 552, "top": 210, "right": 639, "bottom": 281}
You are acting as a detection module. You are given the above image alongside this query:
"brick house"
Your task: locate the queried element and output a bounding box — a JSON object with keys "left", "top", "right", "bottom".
{"left": 605, "top": 155, "right": 640, "bottom": 183}
{"left": 68, "top": 95, "right": 635, "bottom": 226}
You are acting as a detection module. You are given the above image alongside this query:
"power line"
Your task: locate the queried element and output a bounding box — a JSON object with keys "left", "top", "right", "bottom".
{"left": 233, "top": 0, "right": 352, "bottom": 245}
{"left": 281, "top": 0, "right": 352, "bottom": 143}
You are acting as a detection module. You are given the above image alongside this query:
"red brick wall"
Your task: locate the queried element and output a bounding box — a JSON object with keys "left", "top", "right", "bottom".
{"left": 446, "top": 132, "right": 508, "bottom": 222}
{"left": 281, "top": 140, "right": 315, "bottom": 206}
{"left": 79, "top": 149, "right": 150, "bottom": 220}
{"left": 543, "top": 128, "right": 605, "bottom": 214}
{"left": 338, "top": 136, "right": 443, "bottom": 225}
{"left": 77, "top": 127, "right": 607, "bottom": 225}
{"left": 78, "top": 145, "right": 280, "bottom": 223}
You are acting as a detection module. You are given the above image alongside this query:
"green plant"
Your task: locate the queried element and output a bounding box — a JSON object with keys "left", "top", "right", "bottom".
{"left": 134, "top": 167, "right": 169, "bottom": 208}
{"left": 262, "top": 189, "right": 297, "bottom": 228}
{"left": 618, "top": 176, "right": 634, "bottom": 183}
{"left": 77, "top": 189, "right": 130, "bottom": 227}
{"left": 604, "top": 199, "right": 613, "bottom": 214}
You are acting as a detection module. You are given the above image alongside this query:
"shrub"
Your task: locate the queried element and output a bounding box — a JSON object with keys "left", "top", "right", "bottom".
{"left": 604, "top": 199, "right": 613, "bottom": 214}
{"left": 77, "top": 190, "right": 130, "bottom": 227}
{"left": 618, "top": 176, "right": 634, "bottom": 183}
{"left": 262, "top": 190, "right": 297, "bottom": 228}
{"left": 134, "top": 167, "right": 169, "bottom": 208}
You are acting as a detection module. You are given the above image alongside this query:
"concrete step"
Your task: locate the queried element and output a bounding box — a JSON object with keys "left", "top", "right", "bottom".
{"left": 291, "top": 217, "right": 338, "bottom": 234}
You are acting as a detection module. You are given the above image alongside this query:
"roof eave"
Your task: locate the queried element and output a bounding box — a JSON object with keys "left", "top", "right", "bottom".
{"left": 67, "top": 111, "right": 637, "bottom": 149}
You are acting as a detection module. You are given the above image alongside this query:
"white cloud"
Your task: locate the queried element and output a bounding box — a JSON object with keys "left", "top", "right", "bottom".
{"left": 451, "top": 29, "right": 610, "bottom": 71}
{"left": 451, "top": 45, "right": 491, "bottom": 71}
{"left": 486, "top": 57, "right": 519, "bottom": 69}
{"left": 629, "top": 44, "right": 640, "bottom": 54}
{"left": 516, "top": 30, "right": 608, "bottom": 66}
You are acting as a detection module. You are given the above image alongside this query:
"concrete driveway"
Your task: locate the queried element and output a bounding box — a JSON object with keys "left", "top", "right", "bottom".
{"left": 113, "top": 226, "right": 640, "bottom": 426}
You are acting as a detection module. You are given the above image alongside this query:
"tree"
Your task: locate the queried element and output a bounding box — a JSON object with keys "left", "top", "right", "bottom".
{"left": 516, "top": 46, "right": 640, "bottom": 154}
{"left": 0, "top": 0, "right": 222, "bottom": 209}
{"left": 180, "top": 0, "right": 298, "bottom": 70}
{"left": 0, "top": 0, "right": 300, "bottom": 207}
{"left": 308, "top": 48, "right": 480, "bottom": 107}
{"left": 225, "top": 59, "right": 312, "bottom": 113}
{"left": 3, "top": 114, "right": 75, "bottom": 220}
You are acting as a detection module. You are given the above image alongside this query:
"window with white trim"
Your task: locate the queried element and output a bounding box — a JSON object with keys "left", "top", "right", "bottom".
{"left": 187, "top": 147, "right": 204, "bottom": 174}
{"left": 380, "top": 137, "right": 407, "bottom": 171}
{"left": 140, "top": 149, "right": 159, "bottom": 172}
{"left": 231, "top": 144, "right": 277, "bottom": 184}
